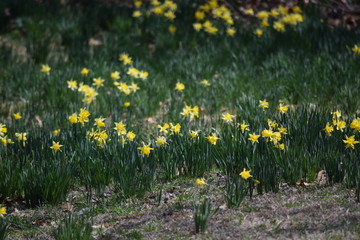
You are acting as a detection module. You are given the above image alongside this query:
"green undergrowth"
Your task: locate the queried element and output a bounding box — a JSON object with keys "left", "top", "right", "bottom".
{"left": 0, "top": 1, "right": 360, "bottom": 238}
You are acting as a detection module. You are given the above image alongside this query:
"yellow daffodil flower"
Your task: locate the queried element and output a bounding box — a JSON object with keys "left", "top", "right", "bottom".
{"left": 50, "top": 141, "right": 63, "bottom": 152}
{"left": 13, "top": 112, "right": 22, "bottom": 120}
{"left": 110, "top": 71, "right": 121, "bottom": 80}
{"left": 53, "top": 129, "right": 60, "bottom": 136}
{"left": 68, "top": 113, "right": 78, "bottom": 124}
{"left": 175, "top": 82, "right": 185, "bottom": 92}
{"left": 195, "top": 178, "right": 206, "bottom": 187}
{"left": 93, "top": 77, "right": 105, "bottom": 87}
{"left": 259, "top": 99, "right": 269, "bottom": 110}
{"left": 41, "top": 64, "right": 51, "bottom": 74}
{"left": 248, "top": 133, "right": 260, "bottom": 144}
{"left": 201, "top": 79, "right": 210, "bottom": 86}
{"left": 352, "top": 44, "right": 360, "bottom": 54}
{"left": 350, "top": 118, "right": 360, "bottom": 132}
{"left": 323, "top": 122, "right": 334, "bottom": 136}
{"left": 127, "top": 131, "right": 136, "bottom": 141}
{"left": 133, "top": 10, "right": 142, "bottom": 18}
{"left": 138, "top": 142, "right": 154, "bottom": 156}
{"left": 240, "top": 121, "right": 249, "bottom": 133}
{"left": 222, "top": 113, "right": 235, "bottom": 123}
{"left": 343, "top": 135, "right": 359, "bottom": 149}
{"left": 15, "top": 132, "right": 27, "bottom": 146}
{"left": 0, "top": 207, "right": 6, "bottom": 217}
{"left": 94, "top": 117, "right": 106, "bottom": 128}
{"left": 123, "top": 102, "right": 131, "bottom": 108}
{"left": 190, "top": 130, "right": 200, "bottom": 139}
{"left": 81, "top": 68, "right": 90, "bottom": 76}
{"left": 277, "top": 103, "right": 288, "bottom": 114}
{"left": 156, "top": 136, "right": 168, "bottom": 146}
{"left": 206, "top": 133, "right": 219, "bottom": 145}
{"left": 193, "top": 23, "right": 202, "bottom": 31}
{"left": 254, "top": 28, "right": 263, "bottom": 37}
{"left": 67, "top": 80, "right": 78, "bottom": 91}
{"left": 240, "top": 168, "right": 252, "bottom": 180}
{"left": 114, "top": 122, "right": 127, "bottom": 135}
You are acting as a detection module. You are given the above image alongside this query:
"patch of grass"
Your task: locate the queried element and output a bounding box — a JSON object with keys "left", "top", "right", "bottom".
{"left": 241, "top": 205, "right": 261, "bottom": 213}
{"left": 6, "top": 215, "right": 34, "bottom": 231}
{"left": 110, "top": 205, "right": 141, "bottom": 217}
{"left": 285, "top": 202, "right": 302, "bottom": 208}
{"left": 143, "top": 220, "right": 161, "bottom": 232}
{"left": 125, "top": 230, "right": 143, "bottom": 240}
{"left": 272, "top": 222, "right": 283, "bottom": 235}
{"left": 54, "top": 214, "right": 92, "bottom": 240}
{"left": 171, "top": 233, "right": 192, "bottom": 240}
{"left": 255, "top": 223, "right": 267, "bottom": 231}
{"left": 327, "top": 234, "right": 345, "bottom": 240}
{"left": 0, "top": 217, "right": 9, "bottom": 240}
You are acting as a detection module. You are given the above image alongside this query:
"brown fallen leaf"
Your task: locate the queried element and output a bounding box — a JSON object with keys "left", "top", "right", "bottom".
{"left": 60, "top": 203, "right": 74, "bottom": 212}
{"left": 89, "top": 38, "right": 103, "bottom": 46}
{"left": 143, "top": 117, "right": 157, "bottom": 124}
{"left": 296, "top": 179, "right": 316, "bottom": 186}
{"left": 35, "top": 115, "right": 43, "bottom": 128}
{"left": 316, "top": 170, "right": 328, "bottom": 186}
{"left": 296, "top": 179, "right": 305, "bottom": 186}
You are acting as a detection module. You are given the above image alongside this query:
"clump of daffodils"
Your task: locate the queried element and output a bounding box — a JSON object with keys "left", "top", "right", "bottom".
{"left": 181, "top": 104, "right": 199, "bottom": 121}
{"left": 323, "top": 111, "right": 360, "bottom": 150}
{"left": 15, "top": 132, "right": 27, "bottom": 147}
{"left": 113, "top": 121, "right": 136, "bottom": 145}
{"left": 114, "top": 81, "right": 140, "bottom": 96}
{"left": 119, "top": 53, "right": 133, "bottom": 65}
{"left": 127, "top": 67, "right": 148, "bottom": 80}
{"left": 157, "top": 123, "right": 181, "bottom": 135}
{"left": 78, "top": 108, "right": 91, "bottom": 126}
{"left": 332, "top": 111, "right": 346, "bottom": 132}
{"left": 67, "top": 81, "right": 99, "bottom": 104}
{"left": 86, "top": 128, "right": 109, "bottom": 148}
{"left": 0, "top": 123, "right": 13, "bottom": 147}
{"left": 260, "top": 119, "right": 287, "bottom": 150}
{"left": 132, "top": 0, "right": 178, "bottom": 33}
{"left": 68, "top": 108, "right": 91, "bottom": 126}
{"left": 323, "top": 111, "right": 346, "bottom": 136}
{"left": 66, "top": 54, "right": 148, "bottom": 102}
{"left": 193, "top": 0, "right": 235, "bottom": 36}
{"left": 246, "top": 5, "right": 304, "bottom": 36}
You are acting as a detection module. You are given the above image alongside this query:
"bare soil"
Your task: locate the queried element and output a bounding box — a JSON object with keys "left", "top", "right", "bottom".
{"left": 7, "top": 174, "right": 360, "bottom": 240}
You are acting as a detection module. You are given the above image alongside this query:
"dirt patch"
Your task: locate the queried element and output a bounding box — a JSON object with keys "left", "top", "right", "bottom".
{"left": 95, "top": 179, "right": 360, "bottom": 240}
{"left": 6, "top": 175, "right": 360, "bottom": 240}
